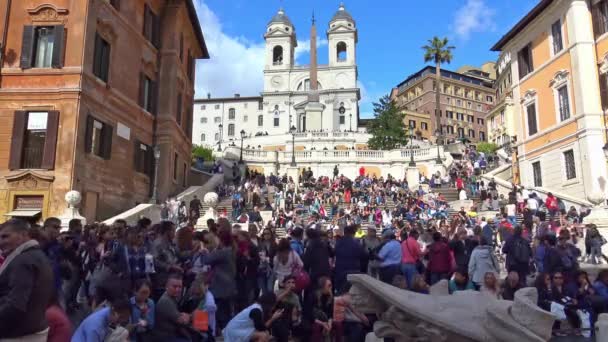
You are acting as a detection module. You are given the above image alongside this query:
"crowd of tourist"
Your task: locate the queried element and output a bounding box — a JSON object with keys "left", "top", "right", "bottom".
{"left": 1, "top": 148, "right": 607, "bottom": 341}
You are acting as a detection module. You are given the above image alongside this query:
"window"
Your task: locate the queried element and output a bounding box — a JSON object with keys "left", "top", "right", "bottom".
{"left": 564, "top": 150, "right": 576, "bottom": 180}
{"left": 456, "top": 99, "right": 462, "bottom": 107}
{"left": 477, "top": 118, "right": 484, "bottom": 125}
{"left": 9, "top": 111, "right": 59, "bottom": 170}
{"left": 526, "top": 103, "right": 538, "bottom": 136}
{"left": 200, "top": 117, "right": 207, "bottom": 124}
{"left": 187, "top": 50, "right": 194, "bottom": 81}
{"left": 200, "top": 133, "right": 205, "bottom": 141}
{"left": 93, "top": 33, "right": 111, "bottom": 82}
{"left": 532, "top": 161, "right": 542, "bottom": 187}
{"left": 592, "top": 0, "right": 608, "bottom": 38}
{"left": 467, "top": 102, "right": 472, "bottom": 109}
{"left": 183, "top": 162, "right": 187, "bottom": 187}
{"left": 458, "top": 127, "right": 465, "bottom": 138}
{"left": 85, "top": 114, "right": 113, "bottom": 160}
{"left": 228, "top": 108, "right": 236, "bottom": 120}
{"left": 243, "top": 115, "right": 248, "bottom": 122}
{"left": 551, "top": 20, "right": 563, "bottom": 54}
{"left": 446, "top": 125, "right": 454, "bottom": 134}
{"left": 273, "top": 46, "right": 283, "bottom": 65}
{"left": 486, "top": 95, "right": 493, "bottom": 103}
{"left": 228, "top": 123, "right": 235, "bottom": 136}
{"left": 244, "top": 103, "right": 248, "bottom": 109}
{"left": 477, "top": 104, "right": 482, "bottom": 111}
{"left": 258, "top": 101, "right": 263, "bottom": 110}
{"left": 446, "top": 111, "right": 454, "bottom": 119}
{"left": 274, "top": 117, "right": 280, "bottom": 127}
{"left": 408, "top": 120, "right": 416, "bottom": 128}
{"left": 468, "top": 129, "right": 475, "bottom": 138}
{"left": 201, "top": 105, "right": 206, "bottom": 110}
{"left": 173, "top": 153, "right": 178, "bottom": 180}
{"left": 134, "top": 141, "right": 152, "bottom": 175}
{"left": 557, "top": 85, "right": 571, "bottom": 121}
{"left": 500, "top": 110, "right": 505, "bottom": 124}
{"left": 139, "top": 74, "right": 157, "bottom": 114}
{"left": 518, "top": 44, "right": 533, "bottom": 79}
{"left": 214, "top": 104, "right": 220, "bottom": 110}
{"left": 20, "top": 25, "right": 65, "bottom": 69}
{"left": 467, "top": 115, "right": 474, "bottom": 123}
{"left": 491, "top": 117, "right": 496, "bottom": 129}
{"left": 339, "top": 115, "right": 345, "bottom": 124}
{"left": 176, "top": 92, "right": 182, "bottom": 125}
{"left": 446, "top": 97, "right": 451, "bottom": 105}
{"left": 456, "top": 113, "right": 464, "bottom": 121}
{"left": 214, "top": 117, "right": 221, "bottom": 123}
{"left": 258, "top": 115, "right": 263, "bottom": 127}
{"left": 214, "top": 133, "right": 219, "bottom": 141}
{"left": 337, "top": 42, "right": 347, "bottom": 62}
{"left": 143, "top": 4, "right": 160, "bottom": 48}
{"left": 421, "top": 122, "right": 428, "bottom": 130}
{"left": 601, "top": 73, "right": 608, "bottom": 110}
{"left": 479, "top": 131, "right": 486, "bottom": 141}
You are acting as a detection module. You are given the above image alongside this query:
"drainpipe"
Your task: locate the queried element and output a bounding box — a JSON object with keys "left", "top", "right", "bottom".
{"left": 0, "top": 0, "right": 13, "bottom": 85}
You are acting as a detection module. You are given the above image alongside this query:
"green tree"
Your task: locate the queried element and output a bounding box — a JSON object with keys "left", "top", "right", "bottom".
{"left": 367, "top": 95, "right": 408, "bottom": 150}
{"left": 476, "top": 142, "right": 499, "bottom": 155}
{"left": 422, "top": 37, "right": 454, "bottom": 148}
{"left": 191, "top": 144, "right": 214, "bottom": 164}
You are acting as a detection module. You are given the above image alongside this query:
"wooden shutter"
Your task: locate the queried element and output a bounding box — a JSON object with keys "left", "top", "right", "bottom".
{"left": 51, "top": 25, "right": 65, "bottom": 68}
{"left": 133, "top": 139, "right": 142, "bottom": 172}
{"left": 100, "top": 123, "right": 113, "bottom": 160}
{"left": 93, "top": 34, "right": 102, "bottom": 78}
{"left": 138, "top": 73, "right": 146, "bottom": 108}
{"left": 84, "top": 114, "right": 94, "bottom": 153}
{"left": 41, "top": 111, "right": 59, "bottom": 169}
{"left": 101, "top": 38, "right": 110, "bottom": 82}
{"left": 152, "top": 12, "right": 161, "bottom": 48}
{"left": 20, "top": 26, "right": 35, "bottom": 69}
{"left": 176, "top": 92, "right": 182, "bottom": 125}
{"left": 9, "top": 111, "right": 28, "bottom": 170}
{"left": 150, "top": 79, "right": 158, "bottom": 115}
{"left": 601, "top": 74, "right": 608, "bottom": 110}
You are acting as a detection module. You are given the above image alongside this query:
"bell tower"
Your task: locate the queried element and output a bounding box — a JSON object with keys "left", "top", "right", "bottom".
{"left": 327, "top": 3, "right": 357, "bottom": 67}
{"left": 264, "top": 8, "right": 297, "bottom": 70}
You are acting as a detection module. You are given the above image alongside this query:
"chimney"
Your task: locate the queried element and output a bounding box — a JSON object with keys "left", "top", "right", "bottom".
{"left": 235, "top": 93, "right": 240, "bottom": 98}
{"left": 207, "top": 92, "right": 211, "bottom": 99}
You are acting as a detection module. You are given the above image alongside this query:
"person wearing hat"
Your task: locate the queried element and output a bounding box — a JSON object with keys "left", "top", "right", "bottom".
{"left": 376, "top": 230, "right": 401, "bottom": 284}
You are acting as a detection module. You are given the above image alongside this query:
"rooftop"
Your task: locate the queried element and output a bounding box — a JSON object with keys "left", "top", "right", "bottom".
{"left": 194, "top": 95, "right": 262, "bottom": 103}
{"left": 331, "top": 3, "right": 355, "bottom": 24}
{"left": 491, "top": 0, "right": 553, "bottom": 51}
{"left": 396, "top": 66, "right": 495, "bottom": 92}
{"left": 268, "top": 8, "right": 294, "bottom": 28}
{"left": 185, "top": 0, "right": 210, "bottom": 59}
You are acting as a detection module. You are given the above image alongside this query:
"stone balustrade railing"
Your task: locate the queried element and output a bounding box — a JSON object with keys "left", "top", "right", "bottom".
{"left": 224, "top": 146, "right": 444, "bottom": 164}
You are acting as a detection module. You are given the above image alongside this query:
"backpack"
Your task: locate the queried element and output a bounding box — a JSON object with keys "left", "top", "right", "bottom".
{"left": 512, "top": 238, "right": 531, "bottom": 264}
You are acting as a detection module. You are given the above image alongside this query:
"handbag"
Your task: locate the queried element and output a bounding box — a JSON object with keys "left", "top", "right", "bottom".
{"left": 291, "top": 252, "right": 310, "bottom": 291}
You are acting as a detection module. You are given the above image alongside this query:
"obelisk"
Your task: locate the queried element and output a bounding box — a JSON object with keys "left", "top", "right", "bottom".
{"left": 304, "top": 12, "right": 324, "bottom": 131}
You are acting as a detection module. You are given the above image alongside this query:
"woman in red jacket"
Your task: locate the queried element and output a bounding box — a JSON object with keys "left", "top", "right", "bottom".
{"left": 427, "top": 232, "right": 453, "bottom": 285}
{"left": 545, "top": 192, "right": 559, "bottom": 220}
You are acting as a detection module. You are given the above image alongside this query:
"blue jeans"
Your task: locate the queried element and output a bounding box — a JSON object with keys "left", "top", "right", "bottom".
{"left": 508, "top": 215, "right": 517, "bottom": 226}
{"left": 401, "top": 263, "right": 418, "bottom": 290}
{"left": 257, "top": 272, "right": 274, "bottom": 295}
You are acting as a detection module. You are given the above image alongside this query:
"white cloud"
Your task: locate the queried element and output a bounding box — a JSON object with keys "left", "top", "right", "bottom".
{"left": 452, "top": 0, "right": 496, "bottom": 40}
{"left": 192, "top": 0, "right": 329, "bottom": 98}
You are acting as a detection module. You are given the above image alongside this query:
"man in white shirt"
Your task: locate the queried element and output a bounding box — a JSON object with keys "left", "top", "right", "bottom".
{"left": 505, "top": 203, "right": 517, "bottom": 225}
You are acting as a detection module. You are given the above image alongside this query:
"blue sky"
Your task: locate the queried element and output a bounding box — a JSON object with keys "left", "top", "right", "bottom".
{"left": 192, "top": 0, "right": 539, "bottom": 118}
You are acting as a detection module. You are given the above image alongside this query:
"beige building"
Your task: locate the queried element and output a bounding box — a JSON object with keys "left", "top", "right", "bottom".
{"left": 402, "top": 110, "right": 432, "bottom": 140}
{"left": 486, "top": 52, "right": 517, "bottom": 147}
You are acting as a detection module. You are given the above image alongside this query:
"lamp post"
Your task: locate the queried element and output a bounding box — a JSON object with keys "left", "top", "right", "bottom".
{"left": 290, "top": 125, "right": 297, "bottom": 167}
{"left": 150, "top": 145, "right": 161, "bottom": 204}
{"left": 349, "top": 113, "right": 352, "bottom": 132}
{"left": 239, "top": 129, "right": 246, "bottom": 164}
{"left": 217, "top": 123, "right": 223, "bottom": 152}
{"left": 408, "top": 126, "right": 416, "bottom": 167}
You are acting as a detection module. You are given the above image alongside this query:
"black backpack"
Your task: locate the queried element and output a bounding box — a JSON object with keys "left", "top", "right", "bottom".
{"left": 512, "top": 238, "right": 531, "bottom": 264}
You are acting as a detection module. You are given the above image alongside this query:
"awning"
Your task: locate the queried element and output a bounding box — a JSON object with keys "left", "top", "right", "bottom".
{"left": 3, "top": 209, "right": 41, "bottom": 217}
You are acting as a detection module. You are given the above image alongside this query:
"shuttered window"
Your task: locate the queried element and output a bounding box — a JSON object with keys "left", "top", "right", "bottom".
{"left": 601, "top": 73, "right": 608, "bottom": 110}
{"left": 532, "top": 161, "right": 542, "bottom": 187}
{"left": 143, "top": 4, "right": 160, "bottom": 48}
{"left": 20, "top": 25, "right": 64, "bottom": 69}
{"left": 526, "top": 103, "right": 538, "bottom": 136}
{"left": 9, "top": 111, "right": 59, "bottom": 170}
{"left": 134, "top": 140, "right": 153, "bottom": 175}
{"left": 564, "top": 150, "right": 576, "bottom": 180}
{"left": 176, "top": 92, "right": 183, "bottom": 126}
{"left": 139, "top": 73, "right": 157, "bottom": 115}
{"left": 84, "top": 114, "right": 113, "bottom": 160}
{"left": 517, "top": 44, "right": 533, "bottom": 79}
{"left": 93, "top": 33, "right": 111, "bottom": 82}
{"left": 593, "top": 0, "right": 608, "bottom": 38}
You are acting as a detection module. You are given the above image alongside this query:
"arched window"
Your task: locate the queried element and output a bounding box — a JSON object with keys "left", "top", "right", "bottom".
{"left": 297, "top": 79, "right": 323, "bottom": 91}
{"left": 200, "top": 133, "right": 205, "bottom": 141}
{"left": 337, "top": 42, "right": 347, "bottom": 62}
{"left": 273, "top": 46, "right": 283, "bottom": 65}
{"left": 228, "top": 123, "right": 235, "bottom": 136}
{"left": 258, "top": 115, "right": 263, "bottom": 127}
{"left": 228, "top": 108, "right": 235, "bottom": 119}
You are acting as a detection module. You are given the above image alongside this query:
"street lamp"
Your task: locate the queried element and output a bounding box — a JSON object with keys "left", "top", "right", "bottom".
{"left": 239, "top": 129, "right": 246, "bottom": 164}
{"left": 290, "top": 125, "right": 297, "bottom": 167}
{"left": 349, "top": 113, "right": 352, "bottom": 132}
{"left": 408, "top": 126, "right": 416, "bottom": 167}
{"left": 150, "top": 145, "right": 161, "bottom": 204}
{"left": 434, "top": 128, "right": 442, "bottom": 164}
{"left": 217, "top": 123, "right": 223, "bottom": 152}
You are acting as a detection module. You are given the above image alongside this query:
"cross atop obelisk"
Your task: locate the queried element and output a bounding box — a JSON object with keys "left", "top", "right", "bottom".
{"left": 309, "top": 11, "right": 319, "bottom": 102}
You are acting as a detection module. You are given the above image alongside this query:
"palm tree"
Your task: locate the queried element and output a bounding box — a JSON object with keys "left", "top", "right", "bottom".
{"left": 423, "top": 37, "right": 454, "bottom": 164}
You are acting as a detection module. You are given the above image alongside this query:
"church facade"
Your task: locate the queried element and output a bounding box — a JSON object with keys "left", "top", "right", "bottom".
{"left": 193, "top": 4, "right": 361, "bottom": 149}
